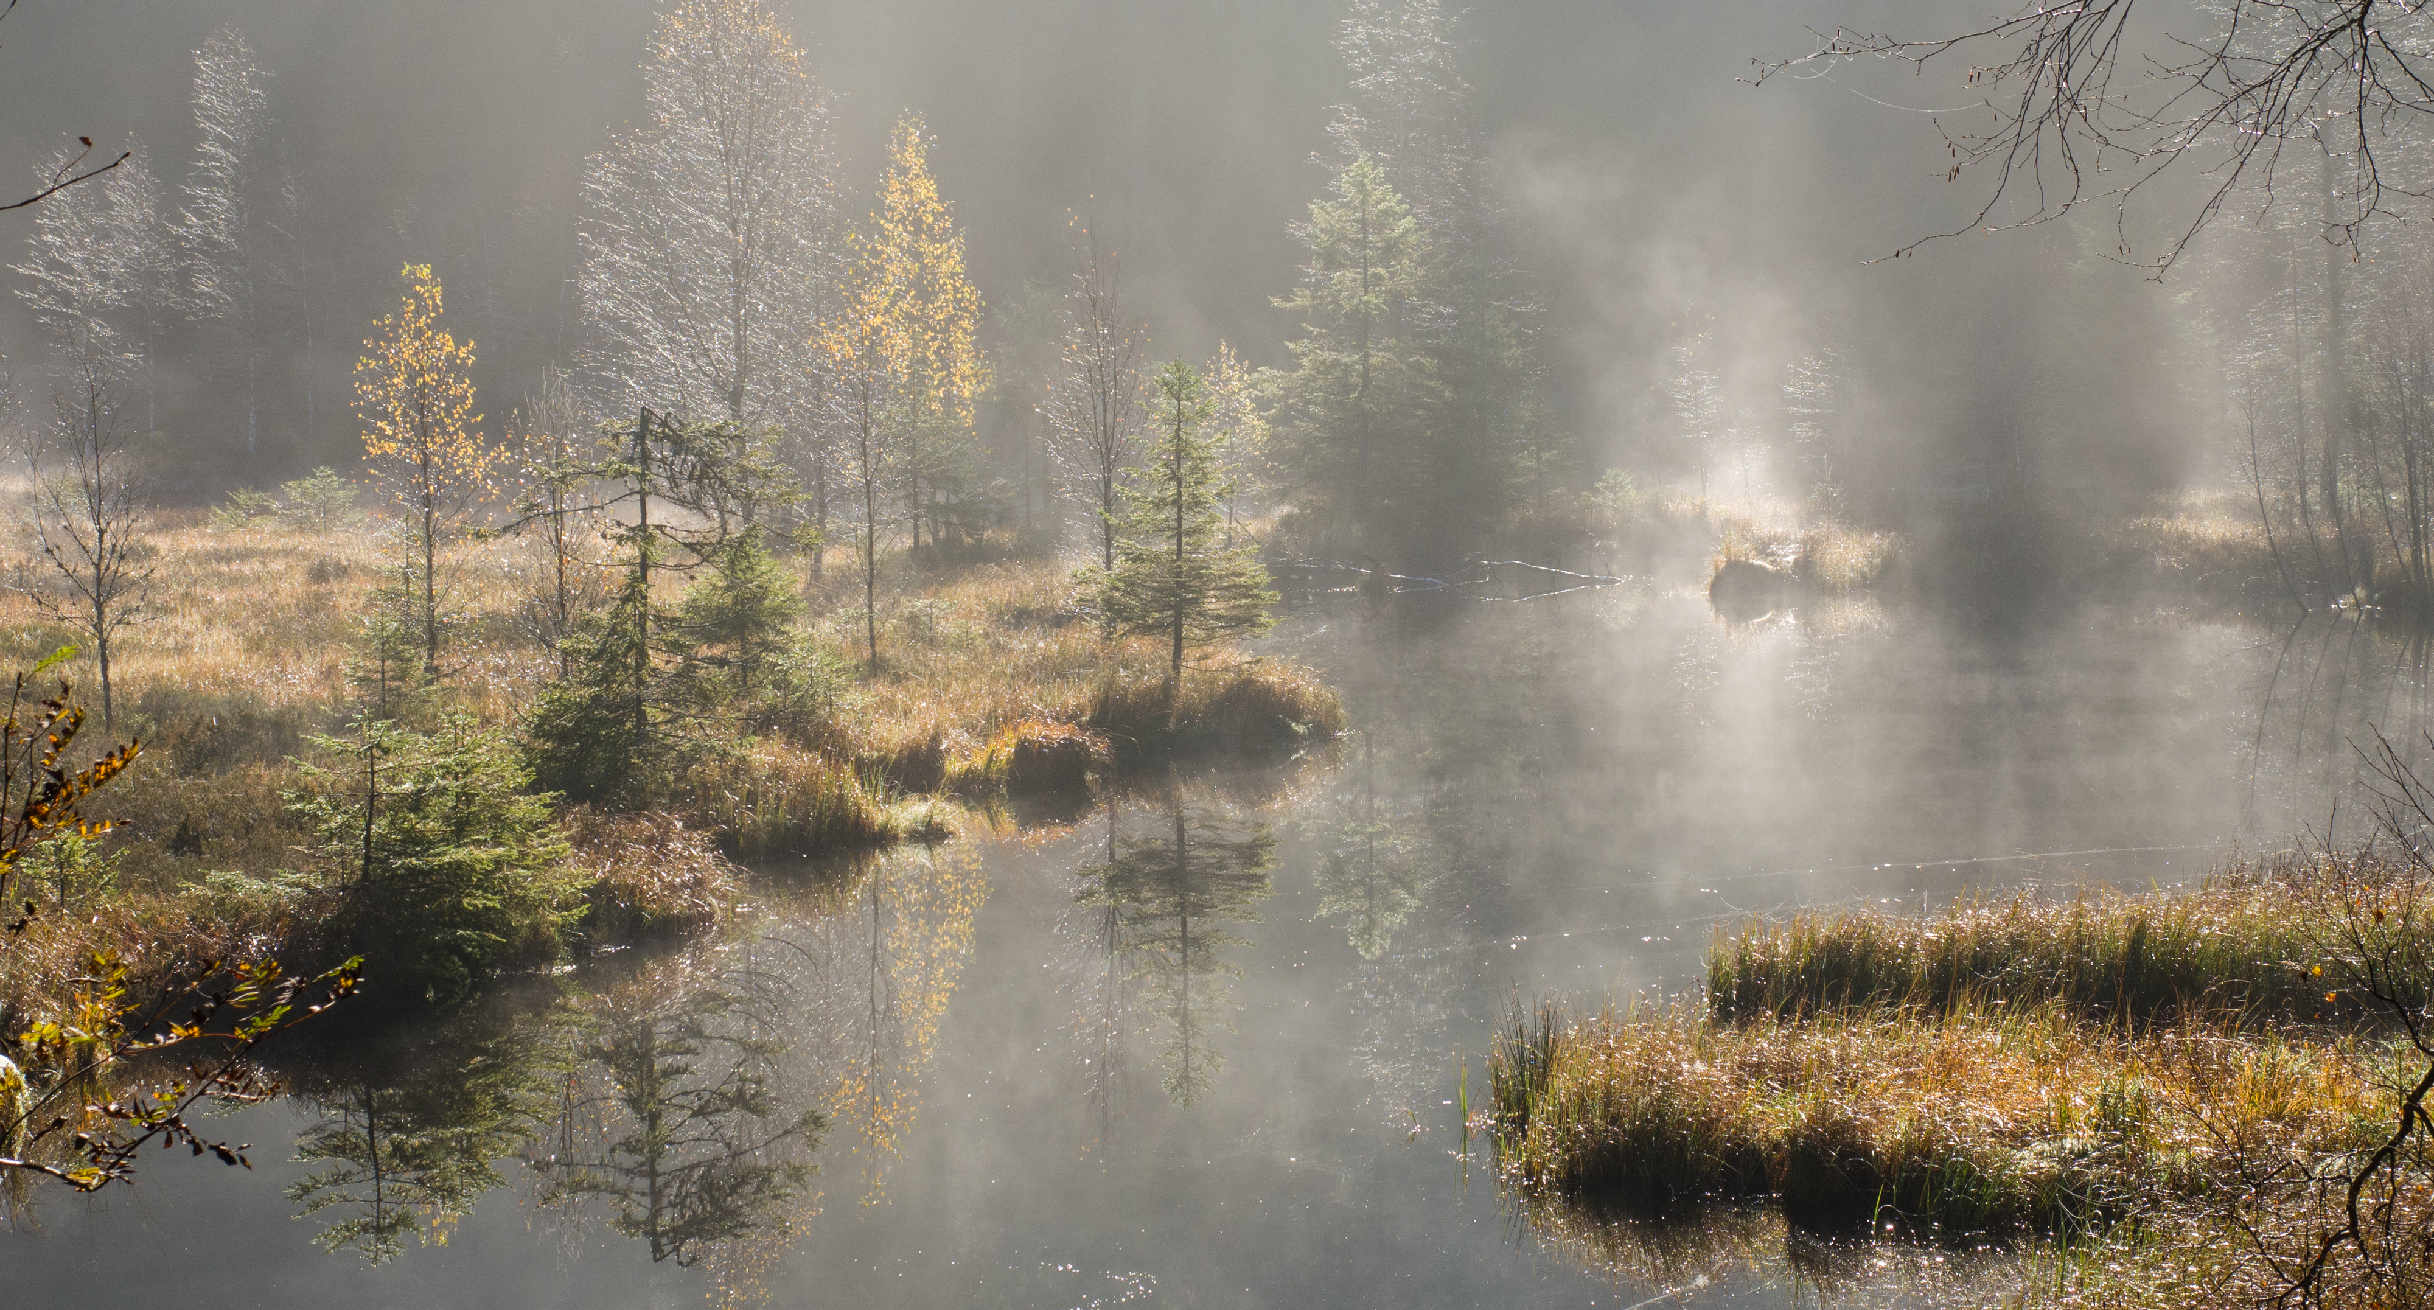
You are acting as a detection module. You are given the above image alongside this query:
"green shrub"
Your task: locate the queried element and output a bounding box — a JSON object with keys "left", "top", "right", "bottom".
{"left": 294, "top": 717, "right": 579, "bottom": 1006}
{"left": 749, "top": 637, "right": 857, "bottom": 744}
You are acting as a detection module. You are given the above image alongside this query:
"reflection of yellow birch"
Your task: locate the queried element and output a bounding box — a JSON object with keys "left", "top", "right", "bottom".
{"left": 823, "top": 842, "right": 989, "bottom": 1197}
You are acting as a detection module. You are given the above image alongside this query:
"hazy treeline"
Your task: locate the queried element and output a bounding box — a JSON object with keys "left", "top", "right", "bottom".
{"left": 3, "top": 0, "right": 1584, "bottom": 570}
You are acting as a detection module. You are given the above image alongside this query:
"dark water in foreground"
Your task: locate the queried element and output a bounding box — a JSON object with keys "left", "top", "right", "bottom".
{"left": 4, "top": 589, "right": 2423, "bottom": 1309}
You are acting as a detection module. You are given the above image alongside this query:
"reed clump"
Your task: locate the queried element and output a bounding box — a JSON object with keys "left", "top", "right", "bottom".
{"left": 951, "top": 719, "right": 1109, "bottom": 797}
{"left": 1488, "top": 1000, "right": 2390, "bottom": 1236}
{"left": 1491, "top": 858, "right": 2434, "bottom": 1305}
{"left": 1090, "top": 656, "right": 1346, "bottom": 761}
{"left": 1706, "top": 878, "right": 2380, "bottom": 1028}
{"left": 562, "top": 809, "right": 742, "bottom": 944}
{"left": 686, "top": 743, "right": 900, "bottom": 860}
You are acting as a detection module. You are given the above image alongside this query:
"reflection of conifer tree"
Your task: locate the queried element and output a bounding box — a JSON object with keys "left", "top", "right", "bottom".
{"left": 1065, "top": 795, "right": 1136, "bottom": 1148}
{"left": 1313, "top": 726, "right": 1431, "bottom": 959}
{"left": 1103, "top": 787, "right": 1275, "bottom": 1106}
{"left": 529, "top": 976, "right": 821, "bottom": 1268}
{"left": 1309, "top": 623, "right": 1462, "bottom": 1123}
{"left": 287, "top": 1029, "right": 548, "bottom": 1265}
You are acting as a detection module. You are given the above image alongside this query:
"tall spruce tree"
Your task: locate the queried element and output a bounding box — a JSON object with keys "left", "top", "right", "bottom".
{"left": 1096, "top": 362, "right": 1275, "bottom": 686}
{"left": 1272, "top": 156, "right": 1433, "bottom": 557}
{"left": 1320, "top": 0, "right": 1555, "bottom": 554}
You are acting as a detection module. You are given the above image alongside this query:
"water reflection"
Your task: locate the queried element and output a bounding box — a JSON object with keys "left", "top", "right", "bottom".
{"left": 798, "top": 844, "right": 987, "bottom": 1192}
{"left": 524, "top": 969, "right": 821, "bottom": 1270}
{"left": 22, "top": 598, "right": 2434, "bottom": 1308}
{"left": 1073, "top": 783, "right": 1276, "bottom": 1111}
{"left": 286, "top": 1022, "right": 548, "bottom": 1264}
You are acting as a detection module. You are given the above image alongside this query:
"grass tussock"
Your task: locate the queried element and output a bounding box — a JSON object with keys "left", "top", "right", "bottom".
{"left": 1495, "top": 857, "right": 2434, "bottom": 1306}
{"left": 950, "top": 719, "right": 1110, "bottom": 798}
{"left": 1090, "top": 655, "right": 1346, "bottom": 761}
{"left": 562, "top": 810, "right": 742, "bottom": 944}
{"left": 1489, "top": 1000, "right": 2391, "bottom": 1236}
{"left": 1707, "top": 875, "right": 2390, "bottom": 1028}
{"left": 1707, "top": 512, "right": 1904, "bottom": 600}
{"left": 686, "top": 742, "right": 900, "bottom": 860}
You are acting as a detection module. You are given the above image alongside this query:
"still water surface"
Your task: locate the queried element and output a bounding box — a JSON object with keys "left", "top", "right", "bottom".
{"left": 5, "top": 588, "right": 2420, "bottom": 1308}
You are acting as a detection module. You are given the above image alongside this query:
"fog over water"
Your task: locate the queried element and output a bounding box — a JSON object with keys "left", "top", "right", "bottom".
{"left": 5, "top": 591, "right": 2415, "bottom": 1306}
{"left": 6, "top": 0, "right": 2420, "bottom": 1304}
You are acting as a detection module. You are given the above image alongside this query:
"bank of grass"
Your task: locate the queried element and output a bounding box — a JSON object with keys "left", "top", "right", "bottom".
{"left": 2100, "top": 491, "right": 2301, "bottom": 612}
{"left": 0, "top": 514, "right": 1339, "bottom": 1027}
{"left": 1493, "top": 999, "right": 2393, "bottom": 1234}
{"left": 1711, "top": 514, "right": 1903, "bottom": 596}
{"left": 1707, "top": 875, "right": 2391, "bottom": 1027}
{"left": 1489, "top": 857, "right": 2434, "bottom": 1305}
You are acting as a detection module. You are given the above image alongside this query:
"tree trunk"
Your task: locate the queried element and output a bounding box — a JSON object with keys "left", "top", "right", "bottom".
{"left": 859, "top": 390, "right": 881, "bottom": 670}
{"left": 1170, "top": 404, "right": 1186, "bottom": 689}
{"left": 2323, "top": 151, "right": 2356, "bottom": 592}
{"left": 633, "top": 408, "right": 654, "bottom": 748}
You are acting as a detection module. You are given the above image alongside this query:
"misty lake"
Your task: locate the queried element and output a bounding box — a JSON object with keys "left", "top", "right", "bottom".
{"left": 1, "top": 586, "right": 2414, "bottom": 1308}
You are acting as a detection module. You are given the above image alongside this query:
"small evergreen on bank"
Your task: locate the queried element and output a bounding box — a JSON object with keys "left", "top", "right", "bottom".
{"left": 294, "top": 716, "right": 576, "bottom": 1006}
{"left": 1094, "top": 361, "right": 1276, "bottom": 685}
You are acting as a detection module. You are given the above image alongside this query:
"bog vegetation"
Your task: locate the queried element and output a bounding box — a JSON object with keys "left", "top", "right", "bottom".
{"left": 1485, "top": 842, "right": 2434, "bottom": 1308}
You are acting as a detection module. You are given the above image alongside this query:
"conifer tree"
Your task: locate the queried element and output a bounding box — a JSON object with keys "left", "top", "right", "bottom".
{"left": 354, "top": 263, "right": 498, "bottom": 673}
{"left": 1096, "top": 362, "right": 1276, "bottom": 686}
{"left": 1271, "top": 157, "right": 1432, "bottom": 555}
{"left": 1323, "top": 0, "right": 1556, "bottom": 551}
{"left": 294, "top": 716, "right": 575, "bottom": 1005}
{"left": 674, "top": 526, "right": 803, "bottom": 699}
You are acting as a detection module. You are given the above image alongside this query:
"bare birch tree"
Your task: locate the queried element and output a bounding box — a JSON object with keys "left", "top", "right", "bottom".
{"left": 12, "top": 146, "right": 161, "bottom": 388}
{"left": 23, "top": 366, "right": 152, "bottom": 731}
{"left": 175, "top": 24, "right": 271, "bottom": 456}
{"left": 1043, "top": 223, "right": 1146, "bottom": 569}
{"left": 578, "top": 0, "right": 838, "bottom": 462}
{"left": 1760, "top": 3, "right": 2434, "bottom": 271}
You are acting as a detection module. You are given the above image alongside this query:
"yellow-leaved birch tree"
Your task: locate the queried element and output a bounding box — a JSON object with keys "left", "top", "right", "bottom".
{"left": 355, "top": 263, "right": 497, "bottom": 672}
{"left": 819, "top": 115, "right": 985, "bottom": 668}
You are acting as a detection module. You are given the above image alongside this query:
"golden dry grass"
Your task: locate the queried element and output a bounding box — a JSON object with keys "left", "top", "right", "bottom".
{"left": 1492, "top": 999, "right": 2391, "bottom": 1234}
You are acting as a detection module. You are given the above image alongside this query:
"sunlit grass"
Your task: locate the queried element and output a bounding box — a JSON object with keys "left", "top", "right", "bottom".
{"left": 1492, "top": 857, "right": 2434, "bottom": 1305}
{"left": 1706, "top": 873, "right": 2396, "bottom": 1028}
{"left": 1489, "top": 998, "right": 2392, "bottom": 1235}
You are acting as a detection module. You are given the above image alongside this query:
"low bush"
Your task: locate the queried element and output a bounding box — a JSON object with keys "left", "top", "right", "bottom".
{"left": 291, "top": 718, "right": 580, "bottom": 1007}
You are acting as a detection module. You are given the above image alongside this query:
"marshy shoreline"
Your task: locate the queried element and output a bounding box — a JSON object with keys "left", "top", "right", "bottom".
{"left": 1481, "top": 854, "right": 2434, "bottom": 1307}
{"left": 0, "top": 511, "right": 1345, "bottom": 1039}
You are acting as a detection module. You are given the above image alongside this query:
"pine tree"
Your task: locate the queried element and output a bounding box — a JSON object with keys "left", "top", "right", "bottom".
{"left": 1323, "top": 0, "right": 1555, "bottom": 552}
{"left": 1271, "top": 156, "right": 1433, "bottom": 555}
{"left": 1096, "top": 363, "right": 1276, "bottom": 686}
{"left": 294, "top": 716, "right": 576, "bottom": 1006}
{"left": 674, "top": 526, "right": 804, "bottom": 699}
{"left": 354, "top": 264, "right": 499, "bottom": 673}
